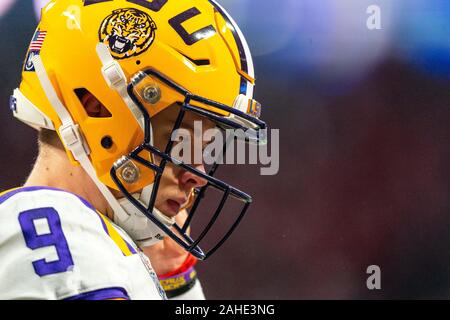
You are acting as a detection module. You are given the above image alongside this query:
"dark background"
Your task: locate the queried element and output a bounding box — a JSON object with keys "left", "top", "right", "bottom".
{"left": 0, "top": 0, "right": 449, "bottom": 299}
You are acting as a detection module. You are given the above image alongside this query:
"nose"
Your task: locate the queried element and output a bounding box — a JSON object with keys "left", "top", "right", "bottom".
{"left": 179, "top": 164, "right": 208, "bottom": 191}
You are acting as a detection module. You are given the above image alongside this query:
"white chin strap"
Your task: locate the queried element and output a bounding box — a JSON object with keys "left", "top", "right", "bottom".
{"left": 30, "top": 50, "right": 171, "bottom": 249}
{"left": 116, "top": 184, "right": 176, "bottom": 247}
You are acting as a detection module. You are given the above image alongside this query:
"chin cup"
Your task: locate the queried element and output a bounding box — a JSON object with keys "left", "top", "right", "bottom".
{"left": 115, "top": 185, "right": 176, "bottom": 248}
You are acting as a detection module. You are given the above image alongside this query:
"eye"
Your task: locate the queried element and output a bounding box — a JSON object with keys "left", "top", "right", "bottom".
{"left": 138, "top": 24, "right": 146, "bottom": 29}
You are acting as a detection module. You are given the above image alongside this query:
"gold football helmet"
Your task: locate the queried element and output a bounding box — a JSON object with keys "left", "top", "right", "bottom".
{"left": 11, "top": 0, "right": 266, "bottom": 260}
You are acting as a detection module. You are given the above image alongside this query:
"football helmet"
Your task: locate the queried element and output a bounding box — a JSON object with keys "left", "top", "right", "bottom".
{"left": 11, "top": 0, "right": 266, "bottom": 260}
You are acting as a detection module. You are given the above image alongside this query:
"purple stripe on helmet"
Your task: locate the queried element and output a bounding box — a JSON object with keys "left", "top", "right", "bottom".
{"left": 64, "top": 287, "right": 129, "bottom": 300}
{"left": 208, "top": 0, "right": 249, "bottom": 95}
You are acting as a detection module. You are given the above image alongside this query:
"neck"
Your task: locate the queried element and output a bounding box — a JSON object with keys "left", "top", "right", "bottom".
{"left": 24, "top": 145, "right": 114, "bottom": 219}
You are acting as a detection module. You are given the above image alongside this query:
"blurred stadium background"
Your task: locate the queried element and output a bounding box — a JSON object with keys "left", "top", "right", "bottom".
{"left": 0, "top": 0, "right": 449, "bottom": 299}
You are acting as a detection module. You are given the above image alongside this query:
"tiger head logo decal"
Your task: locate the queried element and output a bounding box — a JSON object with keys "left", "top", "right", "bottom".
{"left": 99, "top": 8, "right": 157, "bottom": 60}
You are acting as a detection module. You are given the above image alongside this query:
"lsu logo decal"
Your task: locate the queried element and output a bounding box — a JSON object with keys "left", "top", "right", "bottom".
{"left": 99, "top": 8, "right": 157, "bottom": 60}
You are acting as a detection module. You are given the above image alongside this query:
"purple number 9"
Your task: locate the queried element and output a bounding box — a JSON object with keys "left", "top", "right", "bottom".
{"left": 18, "top": 208, "right": 74, "bottom": 277}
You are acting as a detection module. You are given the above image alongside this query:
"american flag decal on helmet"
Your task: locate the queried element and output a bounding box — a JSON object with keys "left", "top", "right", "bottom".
{"left": 24, "top": 30, "right": 47, "bottom": 72}
{"left": 29, "top": 30, "right": 47, "bottom": 51}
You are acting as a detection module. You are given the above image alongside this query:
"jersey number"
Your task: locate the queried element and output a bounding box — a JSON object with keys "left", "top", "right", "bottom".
{"left": 18, "top": 208, "right": 74, "bottom": 277}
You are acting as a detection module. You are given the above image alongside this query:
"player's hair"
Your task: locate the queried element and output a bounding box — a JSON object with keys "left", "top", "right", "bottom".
{"left": 38, "top": 128, "right": 64, "bottom": 150}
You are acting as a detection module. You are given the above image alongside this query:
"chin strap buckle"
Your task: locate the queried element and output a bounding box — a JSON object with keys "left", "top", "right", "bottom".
{"left": 96, "top": 43, "right": 146, "bottom": 132}
{"left": 59, "top": 123, "right": 90, "bottom": 159}
{"left": 102, "top": 60, "right": 127, "bottom": 90}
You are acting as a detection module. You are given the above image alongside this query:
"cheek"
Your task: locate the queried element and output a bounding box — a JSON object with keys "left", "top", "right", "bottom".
{"left": 159, "top": 164, "right": 179, "bottom": 187}
{"left": 151, "top": 130, "right": 168, "bottom": 152}
{"left": 155, "top": 165, "right": 179, "bottom": 205}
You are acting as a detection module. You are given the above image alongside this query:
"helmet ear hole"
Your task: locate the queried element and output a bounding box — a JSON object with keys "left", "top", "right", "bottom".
{"left": 74, "top": 88, "right": 112, "bottom": 118}
{"left": 101, "top": 136, "right": 114, "bottom": 149}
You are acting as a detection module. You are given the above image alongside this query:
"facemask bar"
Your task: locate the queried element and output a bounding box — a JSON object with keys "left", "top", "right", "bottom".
{"left": 110, "top": 68, "right": 266, "bottom": 260}
{"left": 110, "top": 109, "right": 253, "bottom": 260}
{"left": 179, "top": 131, "right": 240, "bottom": 258}
{"left": 128, "top": 69, "right": 267, "bottom": 141}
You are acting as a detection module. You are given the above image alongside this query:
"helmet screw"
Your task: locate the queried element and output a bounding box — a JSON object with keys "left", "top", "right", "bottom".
{"left": 101, "top": 136, "right": 113, "bottom": 149}
{"left": 142, "top": 85, "right": 161, "bottom": 104}
{"left": 120, "top": 161, "right": 140, "bottom": 184}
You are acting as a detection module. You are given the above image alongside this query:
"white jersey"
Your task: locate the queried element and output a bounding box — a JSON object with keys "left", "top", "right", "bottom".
{"left": 0, "top": 186, "right": 166, "bottom": 300}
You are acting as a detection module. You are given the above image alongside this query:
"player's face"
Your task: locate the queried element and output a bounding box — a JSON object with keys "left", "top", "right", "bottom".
{"left": 150, "top": 104, "right": 215, "bottom": 217}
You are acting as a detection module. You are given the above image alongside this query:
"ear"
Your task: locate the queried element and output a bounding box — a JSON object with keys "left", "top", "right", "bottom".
{"left": 77, "top": 89, "right": 112, "bottom": 118}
